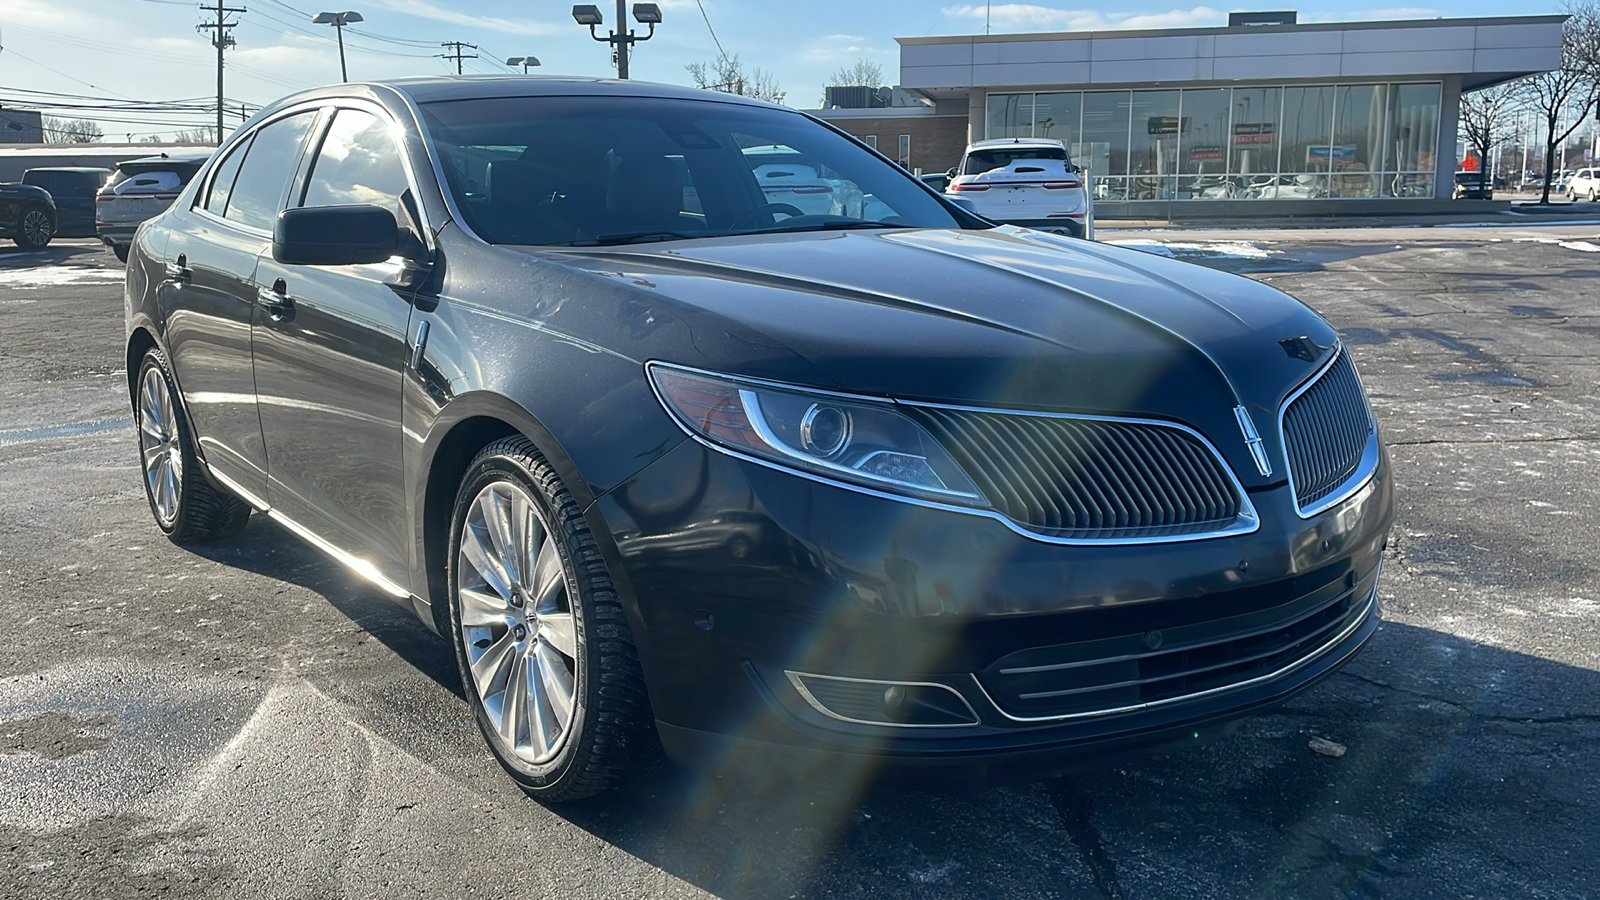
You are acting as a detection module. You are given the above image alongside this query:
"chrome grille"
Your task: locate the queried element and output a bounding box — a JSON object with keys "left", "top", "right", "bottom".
{"left": 1281, "top": 350, "right": 1374, "bottom": 514}
{"left": 911, "top": 408, "right": 1244, "bottom": 540}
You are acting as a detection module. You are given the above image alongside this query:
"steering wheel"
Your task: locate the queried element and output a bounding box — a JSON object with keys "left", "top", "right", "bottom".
{"left": 728, "top": 203, "right": 805, "bottom": 231}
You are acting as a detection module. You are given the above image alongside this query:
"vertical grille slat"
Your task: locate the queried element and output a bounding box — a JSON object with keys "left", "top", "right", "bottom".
{"left": 1281, "top": 350, "right": 1375, "bottom": 513}
{"left": 910, "top": 407, "right": 1245, "bottom": 540}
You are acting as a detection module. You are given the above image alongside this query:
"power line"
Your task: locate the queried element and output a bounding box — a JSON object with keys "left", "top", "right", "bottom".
{"left": 694, "top": 0, "right": 725, "bottom": 58}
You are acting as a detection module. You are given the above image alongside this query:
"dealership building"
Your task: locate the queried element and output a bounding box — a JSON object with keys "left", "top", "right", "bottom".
{"left": 812, "top": 13, "right": 1564, "bottom": 217}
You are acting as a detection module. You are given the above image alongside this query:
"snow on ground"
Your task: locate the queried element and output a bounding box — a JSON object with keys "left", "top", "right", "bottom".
{"left": 0, "top": 264, "right": 124, "bottom": 288}
{"left": 1555, "top": 240, "right": 1600, "bottom": 252}
{"left": 1106, "top": 239, "right": 1277, "bottom": 260}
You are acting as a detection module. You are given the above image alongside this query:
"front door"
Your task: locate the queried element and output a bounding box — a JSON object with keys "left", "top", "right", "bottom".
{"left": 251, "top": 106, "right": 417, "bottom": 592}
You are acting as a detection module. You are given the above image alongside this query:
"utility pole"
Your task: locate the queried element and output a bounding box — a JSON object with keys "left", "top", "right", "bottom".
{"left": 439, "top": 41, "right": 478, "bottom": 75}
{"left": 572, "top": 3, "right": 661, "bottom": 80}
{"left": 197, "top": 1, "right": 245, "bottom": 146}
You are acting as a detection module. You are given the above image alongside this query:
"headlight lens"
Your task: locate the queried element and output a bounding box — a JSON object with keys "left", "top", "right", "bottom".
{"left": 649, "top": 364, "right": 987, "bottom": 505}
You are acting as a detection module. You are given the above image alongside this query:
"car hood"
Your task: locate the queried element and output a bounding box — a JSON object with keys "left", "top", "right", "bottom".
{"left": 512, "top": 226, "right": 1340, "bottom": 485}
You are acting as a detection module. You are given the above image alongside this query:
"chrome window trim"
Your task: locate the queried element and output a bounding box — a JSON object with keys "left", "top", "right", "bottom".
{"left": 646, "top": 360, "right": 1260, "bottom": 546}
{"left": 785, "top": 671, "right": 981, "bottom": 729}
{"left": 972, "top": 580, "right": 1379, "bottom": 723}
{"left": 1277, "top": 343, "right": 1381, "bottom": 519}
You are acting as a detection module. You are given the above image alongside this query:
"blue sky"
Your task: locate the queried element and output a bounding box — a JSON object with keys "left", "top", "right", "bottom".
{"left": 0, "top": 0, "right": 1563, "bottom": 140}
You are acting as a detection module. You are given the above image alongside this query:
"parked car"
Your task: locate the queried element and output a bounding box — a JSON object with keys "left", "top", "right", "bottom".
{"left": 21, "top": 167, "right": 112, "bottom": 237}
{"left": 740, "top": 143, "right": 865, "bottom": 218}
{"left": 1567, "top": 168, "right": 1599, "bottom": 202}
{"left": 97, "top": 152, "right": 210, "bottom": 262}
{"left": 945, "top": 138, "right": 1093, "bottom": 239}
{"left": 126, "top": 77, "right": 1391, "bottom": 801}
{"left": 0, "top": 180, "right": 56, "bottom": 250}
{"left": 1452, "top": 171, "right": 1493, "bottom": 200}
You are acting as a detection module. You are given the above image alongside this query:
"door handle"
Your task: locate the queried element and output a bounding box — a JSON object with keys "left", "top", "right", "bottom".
{"left": 257, "top": 279, "right": 294, "bottom": 317}
{"left": 165, "top": 253, "right": 190, "bottom": 283}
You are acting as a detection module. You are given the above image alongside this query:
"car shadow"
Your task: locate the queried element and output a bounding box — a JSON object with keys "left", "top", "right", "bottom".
{"left": 178, "top": 515, "right": 465, "bottom": 701}
{"left": 176, "top": 513, "right": 1597, "bottom": 897}
{"left": 0, "top": 240, "right": 116, "bottom": 268}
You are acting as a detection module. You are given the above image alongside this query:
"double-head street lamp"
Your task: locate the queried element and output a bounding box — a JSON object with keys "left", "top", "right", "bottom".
{"left": 505, "top": 56, "right": 542, "bottom": 73}
{"left": 312, "top": 10, "right": 364, "bottom": 82}
{"left": 571, "top": 3, "right": 661, "bottom": 79}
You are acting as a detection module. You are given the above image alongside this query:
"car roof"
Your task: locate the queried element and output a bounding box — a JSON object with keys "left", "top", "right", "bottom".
{"left": 24, "top": 166, "right": 113, "bottom": 173}
{"left": 261, "top": 75, "right": 782, "bottom": 115}
{"left": 967, "top": 138, "right": 1067, "bottom": 150}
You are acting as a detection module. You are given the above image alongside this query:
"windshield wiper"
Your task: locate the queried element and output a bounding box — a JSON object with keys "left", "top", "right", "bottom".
{"left": 730, "top": 220, "right": 919, "bottom": 237}
{"left": 568, "top": 230, "right": 702, "bottom": 247}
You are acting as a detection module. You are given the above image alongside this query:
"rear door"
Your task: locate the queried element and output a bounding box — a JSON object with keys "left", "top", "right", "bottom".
{"left": 161, "top": 109, "right": 321, "bottom": 501}
{"left": 251, "top": 104, "right": 417, "bottom": 591}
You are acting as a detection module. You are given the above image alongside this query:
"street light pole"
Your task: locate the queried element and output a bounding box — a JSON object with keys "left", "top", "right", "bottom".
{"left": 505, "top": 57, "right": 542, "bottom": 74}
{"left": 571, "top": 3, "right": 661, "bottom": 80}
{"left": 313, "top": 11, "right": 364, "bottom": 82}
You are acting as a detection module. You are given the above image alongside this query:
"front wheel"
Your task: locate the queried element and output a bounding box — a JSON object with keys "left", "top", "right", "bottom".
{"left": 12, "top": 206, "right": 53, "bottom": 250}
{"left": 135, "top": 348, "right": 253, "bottom": 541}
{"left": 448, "top": 437, "right": 652, "bottom": 802}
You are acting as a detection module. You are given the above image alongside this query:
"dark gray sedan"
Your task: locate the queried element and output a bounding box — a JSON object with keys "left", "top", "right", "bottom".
{"left": 124, "top": 76, "right": 1392, "bottom": 801}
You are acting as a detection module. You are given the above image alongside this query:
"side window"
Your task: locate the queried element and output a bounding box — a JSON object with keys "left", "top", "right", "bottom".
{"left": 300, "top": 108, "right": 409, "bottom": 224}
{"left": 204, "top": 136, "right": 252, "bottom": 216}
{"left": 224, "top": 111, "right": 318, "bottom": 232}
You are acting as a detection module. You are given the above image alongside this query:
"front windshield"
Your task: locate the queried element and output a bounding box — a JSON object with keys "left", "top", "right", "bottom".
{"left": 962, "top": 146, "right": 1070, "bottom": 175}
{"left": 419, "top": 96, "right": 968, "bottom": 246}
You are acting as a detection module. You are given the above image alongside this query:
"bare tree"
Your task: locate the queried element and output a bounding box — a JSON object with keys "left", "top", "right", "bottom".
{"left": 42, "top": 116, "right": 103, "bottom": 144}
{"left": 1520, "top": 1, "right": 1600, "bottom": 203}
{"left": 172, "top": 126, "right": 220, "bottom": 145}
{"left": 1459, "top": 81, "right": 1523, "bottom": 182}
{"left": 827, "top": 59, "right": 884, "bottom": 88}
{"left": 685, "top": 53, "right": 785, "bottom": 104}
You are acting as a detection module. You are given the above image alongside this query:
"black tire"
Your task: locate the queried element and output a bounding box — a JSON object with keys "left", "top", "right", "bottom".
{"left": 447, "top": 437, "right": 652, "bottom": 801}
{"left": 135, "top": 348, "right": 252, "bottom": 543}
{"left": 12, "top": 205, "right": 54, "bottom": 250}
{"left": 113, "top": 243, "right": 129, "bottom": 263}
{"left": 1590, "top": 189, "right": 1597, "bottom": 203}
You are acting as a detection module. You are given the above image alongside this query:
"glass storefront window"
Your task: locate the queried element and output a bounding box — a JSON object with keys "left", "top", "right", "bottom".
{"left": 1129, "top": 90, "right": 1180, "bottom": 200}
{"left": 983, "top": 83, "right": 1439, "bottom": 202}
{"left": 986, "top": 93, "right": 1034, "bottom": 140}
{"left": 1082, "top": 91, "right": 1130, "bottom": 186}
{"left": 1032, "top": 92, "right": 1081, "bottom": 147}
{"left": 1331, "top": 85, "right": 1382, "bottom": 198}
{"left": 1177, "top": 88, "right": 1231, "bottom": 199}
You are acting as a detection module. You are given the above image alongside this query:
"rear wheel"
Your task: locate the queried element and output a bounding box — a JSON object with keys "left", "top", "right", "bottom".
{"left": 135, "top": 348, "right": 252, "bottom": 542}
{"left": 1590, "top": 188, "right": 1597, "bottom": 202}
{"left": 12, "top": 206, "right": 53, "bottom": 250}
{"left": 447, "top": 437, "right": 651, "bottom": 801}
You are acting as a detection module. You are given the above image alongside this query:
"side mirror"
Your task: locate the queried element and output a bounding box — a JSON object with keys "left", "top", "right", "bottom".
{"left": 273, "top": 205, "right": 400, "bottom": 266}
{"left": 946, "top": 168, "right": 957, "bottom": 179}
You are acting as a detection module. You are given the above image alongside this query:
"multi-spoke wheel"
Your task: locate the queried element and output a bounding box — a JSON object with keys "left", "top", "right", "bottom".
{"left": 13, "top": 205, "right": 53, "bottom": 250}
{"left": 448, "top": 437, "right": 651, "bottom": 801}
{"left": 133, "top": 348, "right": 252, "bottom": 542}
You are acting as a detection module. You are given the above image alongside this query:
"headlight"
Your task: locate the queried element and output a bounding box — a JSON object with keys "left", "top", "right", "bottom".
{"left": 648, "top": 364, "right": 986, "bottom": 505}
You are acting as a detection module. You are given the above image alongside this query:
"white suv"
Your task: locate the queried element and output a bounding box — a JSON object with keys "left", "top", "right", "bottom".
{"left": 944, "top": 138, "right": 1093, "bottom": 239}
{"left": 1567, "top": 168, "right": 1599, "bottom": 202}
{"left": 96, "top": 152, "right": 211, "bottom": 262}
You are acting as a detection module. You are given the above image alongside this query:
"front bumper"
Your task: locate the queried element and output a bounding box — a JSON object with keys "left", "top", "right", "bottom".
{"left": 590, "top": 437, "right": 1392, "bottom": 772}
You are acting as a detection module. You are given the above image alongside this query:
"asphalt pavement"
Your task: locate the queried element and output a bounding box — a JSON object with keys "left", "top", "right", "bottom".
{"left": 1, "top": 230, "right": 1596, "bottom": 899}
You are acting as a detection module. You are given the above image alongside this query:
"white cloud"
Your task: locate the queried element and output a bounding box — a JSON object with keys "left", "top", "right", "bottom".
{"left": 362, "top": 0, "right": 562, "bottom": 37}
{"left": 941, "top": 4, "right": 1227, "bottom": 32}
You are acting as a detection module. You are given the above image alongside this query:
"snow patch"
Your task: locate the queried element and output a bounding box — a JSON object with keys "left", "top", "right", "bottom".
{"left": 1107, "top": 239, "right": 1276, "bottom": 260}
{"left": 0, "top": 265, "right": 124, "bottom": 288}
{"left": 1556, "top": 240, "right": 1600, "bottom": 252}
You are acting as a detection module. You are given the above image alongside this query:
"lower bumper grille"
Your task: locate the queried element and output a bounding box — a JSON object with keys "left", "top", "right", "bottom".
{"left": 977, "top": 578, "right": 1375, "bottom": 721}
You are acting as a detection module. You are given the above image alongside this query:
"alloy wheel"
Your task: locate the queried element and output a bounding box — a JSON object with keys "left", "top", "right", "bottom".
{"left": 137, "top": 366, "right": 183, "bottom": 527}
{"left": 20, "top": 209, "right": 51, "bottom": 246}
{"left": 456, "top": 481, "right": 579, "bottom": 765}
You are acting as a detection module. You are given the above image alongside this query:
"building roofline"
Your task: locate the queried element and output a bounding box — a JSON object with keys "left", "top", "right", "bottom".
{"left": 896, "top": 14, "right": 1568, "bottom": 46}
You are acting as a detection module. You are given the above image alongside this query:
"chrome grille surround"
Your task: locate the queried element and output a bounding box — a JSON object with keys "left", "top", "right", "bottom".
{"left": 1278, "top": 345, "right": 1380, "bottom": 518}
{"left": 907, "top": 403, "right": 1258, "bottom": 543}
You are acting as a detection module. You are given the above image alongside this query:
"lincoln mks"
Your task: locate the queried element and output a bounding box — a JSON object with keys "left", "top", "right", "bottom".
{"left": 125, "top": 77, "right": 1392, "bottom": 801}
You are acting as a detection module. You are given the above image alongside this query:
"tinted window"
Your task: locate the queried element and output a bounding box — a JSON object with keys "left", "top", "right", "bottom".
{"left": 300, "top": 108, "right": 409, "bottom": 222}
{"left": 420, "top": 96, "right": 965, "bottom": 246}
{"left": 204, "top": 136, "right": 252, "bottom": 215}
{"left": 962, "top": 146, "right": 1069, "bottom": 175}
{"left": 21, "top": 171, "right": 54, "bottom": 192}
{"left": 225, "top": 112, "right": 317, "bottom": 231}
